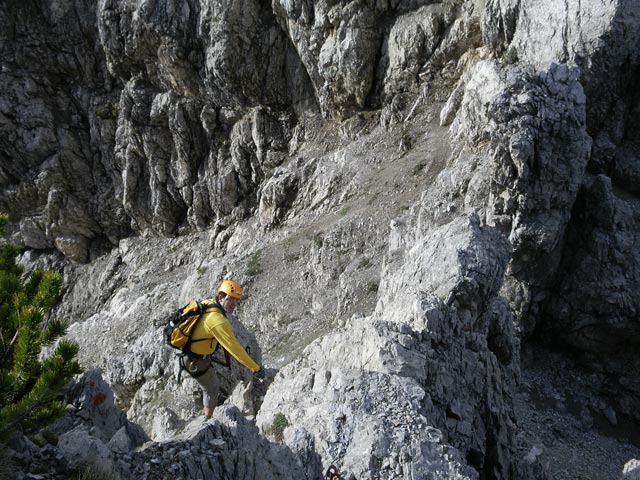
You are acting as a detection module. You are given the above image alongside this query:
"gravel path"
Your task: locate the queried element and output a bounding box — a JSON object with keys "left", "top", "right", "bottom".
{"left": 516, "top": 346, "right": 640, "bottom": 480}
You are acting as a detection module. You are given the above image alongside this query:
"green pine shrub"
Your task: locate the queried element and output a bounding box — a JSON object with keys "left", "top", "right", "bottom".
{"left": 0, "top": 213, "right": 82, "bottom": 441}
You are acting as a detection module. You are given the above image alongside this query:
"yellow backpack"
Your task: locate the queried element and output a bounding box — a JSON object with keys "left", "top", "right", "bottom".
{"left": 162, "top": 299, "right": 221, "bottom": 352}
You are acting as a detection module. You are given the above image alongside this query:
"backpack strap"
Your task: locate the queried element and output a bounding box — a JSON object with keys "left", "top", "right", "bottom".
{"left": 183, "top": 299, "right": 224, "bottom": 353}
{"left": 181, "top": 300, "right": 206, "bottom": 354}
{"left": 176, "top": 353, "right": 185, "bottom": 384}
{"left": 208, "top": 300, "right": 227, "bottom": 317}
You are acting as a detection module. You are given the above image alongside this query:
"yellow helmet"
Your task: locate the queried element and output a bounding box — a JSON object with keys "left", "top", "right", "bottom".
{"left": 218, "top": 279, "right": 242, "bottom": 299}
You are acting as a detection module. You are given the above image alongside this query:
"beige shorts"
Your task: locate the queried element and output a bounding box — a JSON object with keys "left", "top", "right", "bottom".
{"left": 183, "top": 355, "right": 220, "bottom": 409}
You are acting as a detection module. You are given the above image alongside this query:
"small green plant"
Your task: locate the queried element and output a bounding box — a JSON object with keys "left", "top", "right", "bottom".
{"left": 268, "top": 331, "right": 293, "bottom": 358}
{"left": 31, "top": 464, "right": 49, "bottom": 474}
{"left": 41, "top": 428, "right": 58, "bottom": 445}
{"left": 31, "top": 429, "right": 58, "bottom": 447}
{"left": 94, "top": 103, "right": 120, "bottom": 120}
{"left": 277, "top": 314, "right": 295, "bottom": 328}
{"left": 267, "top": 412, "right": 289, "bottom": 443}
{"left": 367, "top": 281, "right": 379, "bottom": 292}
{"left": 246, "top": 250, "right": 262, "bottom": 276}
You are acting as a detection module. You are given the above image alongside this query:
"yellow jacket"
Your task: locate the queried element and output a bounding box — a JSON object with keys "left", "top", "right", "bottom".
{"left": 188, "top": 300, "right": 260, "bottom": 372}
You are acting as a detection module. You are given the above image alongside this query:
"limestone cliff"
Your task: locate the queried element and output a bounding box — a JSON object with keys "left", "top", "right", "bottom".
{"left": 1, "top": 0, "right": 639, "bottom": 479}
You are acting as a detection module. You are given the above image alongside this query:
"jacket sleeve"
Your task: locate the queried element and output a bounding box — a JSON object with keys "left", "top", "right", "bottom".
{"left": 210, "top": 319, "right": 260, "bottom": 372}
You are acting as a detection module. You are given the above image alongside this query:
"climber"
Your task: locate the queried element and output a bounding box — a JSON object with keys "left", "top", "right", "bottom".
{"left": 183, "top": 279, "right": 265, "bottom": 419}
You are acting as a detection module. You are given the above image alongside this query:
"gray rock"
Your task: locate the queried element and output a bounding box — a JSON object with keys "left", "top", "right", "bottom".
{"left": 65, "top": 369, "right": 130, "bottom": 442}
{"left": 257, "top": 215, "right": 520, "bottom": 479}
{"left": 451, "top": 60, "right": 590, "bottom": 334}
{"left": 258, "top": 366, "right": 476, "bottom": 480}
{"left": 623, "top": 459, "right": 640, "bottom": 480}
{"left": 543, "top": 175, "right": 640, "bottom": 421}
{"left": 273, "top": 0, "right": 381, "bottom": 119}
{"left": 151, "top": 407, "right": 186, "bottom": 442}
{"left": 132, "top": 405, "right": 310, "bottom": 480}
{"left": 57, "top": 425, "right": 113, "bottom": 470}
{"left": 107, "top": 426, "right": 136, "bottom": 454}
{"left": 54, "top": 234, "right": 90, "bottom": 264}
{"left": 0, "top": 1, "right": 128, "bottom": 258}
{"left": 258, "top": 167, "right": 299, "bottom": 228}
{"left": 482, "top": 0, "right": 618, "bottom": 69}
{"left": 384, "top": 5, "right": 445, "bottom": 98}
{"left": 3, "top": 1, "right": 640, "bottom": 478}
{"left": 482, "top": 0, "right": 640, "bottom": 182}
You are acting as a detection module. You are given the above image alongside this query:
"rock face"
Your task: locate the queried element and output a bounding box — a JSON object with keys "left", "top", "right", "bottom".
{"left": 127, "top": 405, "right": 311, "bottom": 480}
{"left": 0, "top": 1, "right": 128, "bottom": 262}
{"left": 449, "top": 59, "right": 591, "bottom": 334}
{"left": 0, "top": 0, "right": 482, "bottom": 253}
{"left": 7, "top": 370, "right": 314, "bottom": 480}
{"left": 55, "top": 370, "right": 149, "bottom": 467}
{"left": 2, "top": 0, "right": 640, "bottom": 478}
{"left": 544, "top": 174, "right": 640, "bottom": 421}
{"left": 258, "top": 215, "right": 521, "bottom": 479}
{"left": 6, "top": 370, "right": 148, "bottom": 478}
{"left": 477, "top": 0, "right": 640, "bottom": 420}
{"left": 623, "top": 460, "right": 640, "bottom": 480}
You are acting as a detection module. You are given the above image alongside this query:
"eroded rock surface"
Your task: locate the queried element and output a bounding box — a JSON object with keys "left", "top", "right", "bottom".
{"left": 2, "top": 0, "right": 640, "bottom": 478}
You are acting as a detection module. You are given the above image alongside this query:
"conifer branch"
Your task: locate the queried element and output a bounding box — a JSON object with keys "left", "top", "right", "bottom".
{"left": 0, "top": 374, "right": 63, "bottom": 436}
{"left": 0, "top": 212, "right": 81, "bottom": 441}
{"left": 0, "top": 329, "right": 19, "bottom": 368}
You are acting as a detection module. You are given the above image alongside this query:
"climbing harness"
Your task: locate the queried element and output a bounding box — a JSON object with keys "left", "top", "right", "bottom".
{"left": 175, "top": 345, "right": 231, "bottom": 384}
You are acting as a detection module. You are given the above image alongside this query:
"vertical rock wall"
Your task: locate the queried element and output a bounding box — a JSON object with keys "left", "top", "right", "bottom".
{"left": 479, "top": 0, "right": 640, "bottom": 418}
{"left": 1, "top": 0, "right": 481, "bottom": 259}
